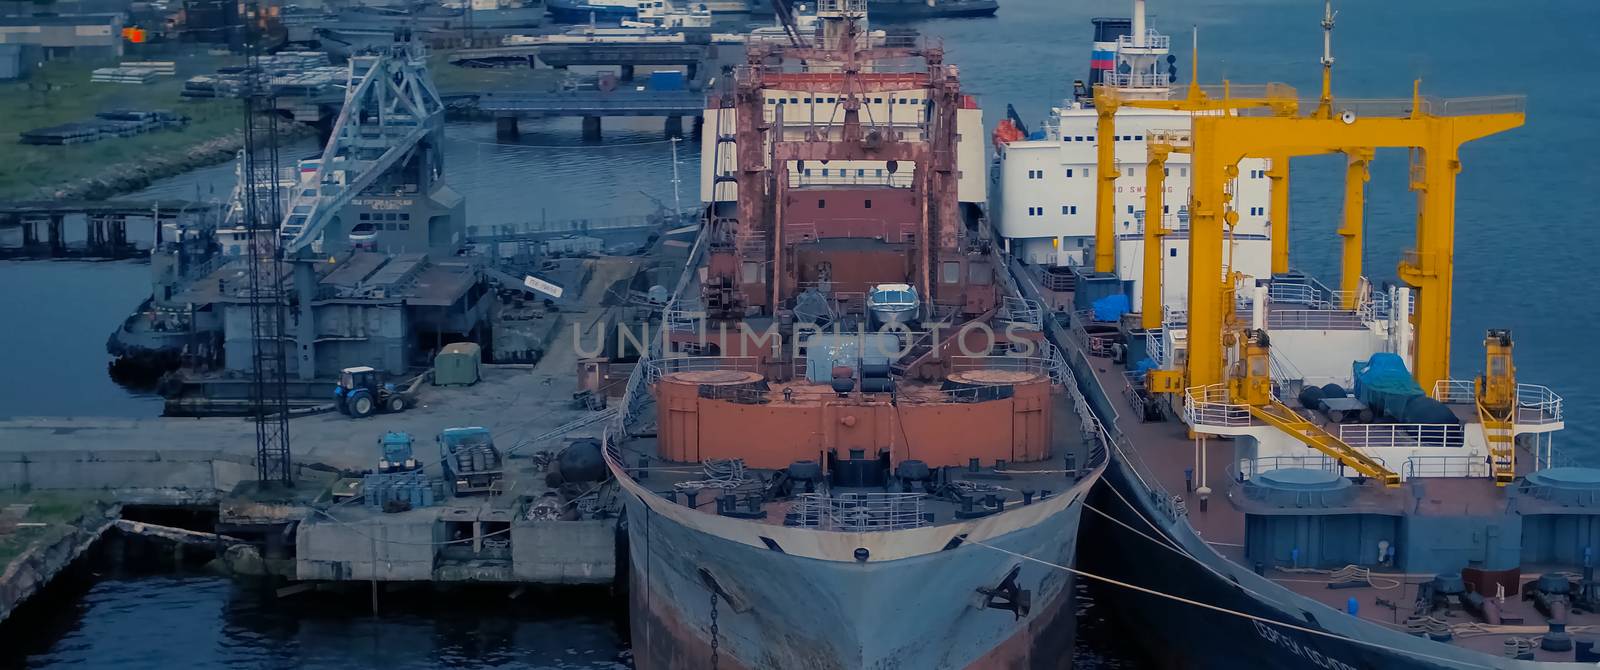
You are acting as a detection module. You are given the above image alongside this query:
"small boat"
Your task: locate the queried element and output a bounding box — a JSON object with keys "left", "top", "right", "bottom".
{"left": 867, "top": 283, "right": 919, "bottom": 326}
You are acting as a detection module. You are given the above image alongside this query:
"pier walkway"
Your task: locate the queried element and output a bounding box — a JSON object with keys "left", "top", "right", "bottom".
{"left": 0, "top": 200, "right": 221, "bottom": 260}
{"left": 478, "top": 90, "right": 705, "bottom": 139}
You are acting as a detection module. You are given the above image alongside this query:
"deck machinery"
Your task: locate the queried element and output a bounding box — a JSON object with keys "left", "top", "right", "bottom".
{"left": 1010, "top": 2, "right": 1600, "bottom": 666}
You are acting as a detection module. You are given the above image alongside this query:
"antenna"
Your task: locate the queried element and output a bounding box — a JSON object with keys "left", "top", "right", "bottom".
{"left": 1186, "top": 26, "right": 1200, "bottom": 102}
{"left": 1317, "top": 0, "right": 1337, "bottom": 118}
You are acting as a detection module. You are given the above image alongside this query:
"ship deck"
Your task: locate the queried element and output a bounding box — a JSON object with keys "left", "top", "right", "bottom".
{"left": 1077, "top": 312, "right": 1591, "bottom": 661}
{"left": 612, "top": 379, "right": 1094, "bottom": 531}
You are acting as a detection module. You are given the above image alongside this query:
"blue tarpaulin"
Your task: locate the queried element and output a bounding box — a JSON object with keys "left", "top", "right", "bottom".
{"left": 1092, "top": 294, "right": 1130, "bottom": 322}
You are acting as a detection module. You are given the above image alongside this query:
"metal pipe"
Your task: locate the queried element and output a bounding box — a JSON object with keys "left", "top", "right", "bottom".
{"left": 1093, "top": 89, "right": 1119, "bottom": 273}
{"left": 1133, "top": 0, "right": 1146, "bottom": 48}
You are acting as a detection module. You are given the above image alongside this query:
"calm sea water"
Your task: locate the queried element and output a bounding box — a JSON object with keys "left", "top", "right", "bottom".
{"left": 3, "top": 0, "right": 1598, "bottom": 666}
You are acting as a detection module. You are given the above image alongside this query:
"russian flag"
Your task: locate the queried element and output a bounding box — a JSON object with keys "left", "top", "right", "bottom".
{"left": 1090, "top": 49, "right": 1115, "bottom": 71}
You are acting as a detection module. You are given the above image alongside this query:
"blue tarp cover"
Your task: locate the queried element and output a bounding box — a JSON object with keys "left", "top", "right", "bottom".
{"left": 1092, "top": 293, "right": 1131, "bottom": 322}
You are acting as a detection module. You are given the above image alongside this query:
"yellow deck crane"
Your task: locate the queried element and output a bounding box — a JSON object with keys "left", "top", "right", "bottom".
{"left": 1185, "top": 88, "right": 1524, "bottom": 398}
{"left": 1476, "top": 329, "right": 1518, "bottom": 485}
{"left": 1090, "top": 60, "right": 1299, "bottom": 277}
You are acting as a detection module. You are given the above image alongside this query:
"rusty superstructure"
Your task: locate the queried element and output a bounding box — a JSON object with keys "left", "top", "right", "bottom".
{"left": 604, "top": 6, "right": 1105, "bottom": 668}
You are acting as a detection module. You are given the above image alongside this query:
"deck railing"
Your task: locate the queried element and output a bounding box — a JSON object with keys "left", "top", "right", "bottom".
{"left": 790, "top": 492, "right": 928, "bottom": 532}
{"left": 1184, "top": 384, "right": 1253, "bottom": 428}
{"left": 1338, "top": 423, "right": 1464, "bottom": 449}
{"left": 1236, "top": 455, "right": 1338, "bottom": 480}
{"left": 1403, "top": 455, "right": 1488, "bottom": 479}
{"left": 1266, "top": 308, "right": 1368, "bottom": 331}
{"left": 1432, "top": 379, "right": 1565, "bottom": 425}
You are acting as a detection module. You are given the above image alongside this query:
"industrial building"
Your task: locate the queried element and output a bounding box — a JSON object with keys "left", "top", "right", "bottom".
{"left": 0, "top": 13, "right": 124, "bottom": 62}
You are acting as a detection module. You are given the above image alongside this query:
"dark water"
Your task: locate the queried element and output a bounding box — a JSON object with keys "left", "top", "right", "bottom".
{"left": 3, "top": 0, "right": 1598, "bottom": 666}
{"left": 3, "top": 574, "right": 630, "bottom": 669}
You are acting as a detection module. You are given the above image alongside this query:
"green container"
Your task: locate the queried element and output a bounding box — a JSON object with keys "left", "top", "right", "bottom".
{"left": 434, "top": 342, "right": 481, "bottom": 386}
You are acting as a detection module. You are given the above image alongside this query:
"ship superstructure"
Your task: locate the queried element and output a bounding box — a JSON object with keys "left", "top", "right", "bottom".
{"left": 605, "top": 2, "right": 1104, "bottom": 667}
{"left": 993, "top": 0, "right": 1272, "bottom": 319}
{"left": 1003, "top": 2, "right": 1599, "bottom": 667}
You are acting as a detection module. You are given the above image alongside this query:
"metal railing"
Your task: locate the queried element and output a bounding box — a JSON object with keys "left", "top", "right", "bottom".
{"left": 1338, "top": 423, "right": 1464, "bottom": 449}
{"left": 789, "top": 171, "right": 915, "bottom": 188}
{"left": 1103, "top": 72, "right": 1169, "bottom": 88}
{"left": 1146, "top": 329, "right": 1168, "bottom": 368}
{"left": 1184, "top": 384, "right": 1253, "bottom": 427}
{"left": 1403, "top": 455, "right": 1488, "bottom": 479}
{"left": 645, "top": 355, "right": 763, "bottom": 383}
{"left": 1115, "top": 30, "right": 1170, "bottom": 50}
{"left": 1431, "top": 380, "right": 1564, "bottom": 425}
{"left": 949, "top": 352, "right": 1061, "bottom": 380}
{"left": 1236, "top": 455, "right": 1338, "bottom": 480}
{"left": 791, "top": 492, "right": 927, "bottom": 532}
{"left": 1517, "top": 384, "right": 1564, "bottom": 425}
{"left": 1432, "top": 379, "right": 1476, "bottom": 404}
{"left": 1266, "top": 309, "right": 1368, "bottom": 331}
{"left": 1001, "top": 296, "right": 1044, "bottom": 329}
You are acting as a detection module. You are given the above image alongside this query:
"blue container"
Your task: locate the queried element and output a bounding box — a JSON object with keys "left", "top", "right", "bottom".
{"left": 649, "top": 70, "right": 685, "bottom": 91}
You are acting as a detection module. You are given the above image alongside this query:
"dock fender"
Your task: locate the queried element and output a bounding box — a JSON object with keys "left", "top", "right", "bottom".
{"left": 696, "top": 566, "right": 752, "bottom": 614}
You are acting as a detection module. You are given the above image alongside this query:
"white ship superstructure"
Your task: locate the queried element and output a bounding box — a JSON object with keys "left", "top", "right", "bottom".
{"left": 993, "top": 0, "right": 1271, "bottom": 316}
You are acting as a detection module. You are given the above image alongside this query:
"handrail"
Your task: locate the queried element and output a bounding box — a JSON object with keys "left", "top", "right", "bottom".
{"left": 1184, "top": 384, "right": 1253, "bottom": 427}
{"left": 1236, "top": 455, "right": 1337, "bottom": 480}
{"left": 1432, "top": 379, "right": 1564, "bottom": 425}
{"left": 1403, "top": 455, "right": 1488, "bottom": 479}
{"left": 1337, "top": 423, "right": 1464, "bottom": 449}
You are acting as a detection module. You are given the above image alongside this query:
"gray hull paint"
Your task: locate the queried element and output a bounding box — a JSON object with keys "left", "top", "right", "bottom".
{"left": 624, "top": 491, "right": 1084, "bottom": 669}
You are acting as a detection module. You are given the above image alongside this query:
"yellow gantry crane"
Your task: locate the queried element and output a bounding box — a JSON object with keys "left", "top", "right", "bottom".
{"left": 1184, "top": 87, "right": 1525, "bottom": 396}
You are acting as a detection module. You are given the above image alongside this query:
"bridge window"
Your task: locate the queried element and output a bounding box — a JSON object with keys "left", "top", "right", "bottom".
{"left": 400, "top": 213, "right": 410, "bottom": 220}
{"left": 874, "top": 97, "right": 882, "bottom": 104}
{"left": 1135, "top": 134, "right": 1144, "bottom": 141}
{"left": 1126, "top": 167, "right": 1135, "bottom": 177}
{"left": 827, "top": 97, "right": 836, "bottom": 103}
{"left": 1065, "top": 169, "right": 1074, "bottom": 177}
{"left": 818, "top": 199, "right": 826, "bottom": 208}
{"left": 875, "top": 169, "right": 884, "bottom": 176}
{"left": 790, "top": 97, "right": 799, "bottom": 104}
{"left": 360, "top": 213, "right": 370, "bottom": 220}
{"left": 857, "top": 169, "right": 865, "bottom": 177}
{"left": 822, "top": 168, "right": 830, "bottom": 176}
{"left": 1164, "top": 167, "right": 1169, "bottom": 176}
{"left": 399, "top": 223, "right": 409, "bottom": 231}
{"left": 1163, "top": 205, "right": 1169, "bottom": 213}
{"left": 942, "top": 261, "right": 961, "bottom": 283}
{"left": 1170, "top": 248, "right": 1178, "bottom": 257}
{"left": 1180, "top": 167, "right": 1188, "bottom": 177}
{"left": 804, "top": 169, "right": 812, "bottom": 176}
{"left": 864, "top": 199, "right": 872, "bottom": 209}
{"left": 1127, "top": 205, "right": 1135, "bottom": 214}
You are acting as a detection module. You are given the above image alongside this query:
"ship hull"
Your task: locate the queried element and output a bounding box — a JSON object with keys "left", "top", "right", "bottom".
{"left": 547, "top": 1, "right": 636, "bottom": 23}
{"left": 862, "top": 0, "right": 998, "bottom": 20}
{"left": 1082, "top": 456, "right": 1511, "bottom": 670}
{"left": 621, "top": 482, "right": 1090, "bottom": 669}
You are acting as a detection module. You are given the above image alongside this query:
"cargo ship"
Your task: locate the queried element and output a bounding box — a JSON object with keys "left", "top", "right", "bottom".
{"left": 601, "top": 1, "right": 1104, "bottom": 667}
{"left": 995, "top": 1, "right": 1599, "bottom": 667}
{"left": 749, "top": 0, "right": 996, "bottom": 21}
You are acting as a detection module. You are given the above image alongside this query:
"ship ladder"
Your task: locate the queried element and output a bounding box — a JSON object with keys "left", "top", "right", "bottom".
{"left": 1247, "top": 400, "right": 1401, "bottom": 487}
{"left": 1478, "top": 402, "right": 1517, "bottom": 486}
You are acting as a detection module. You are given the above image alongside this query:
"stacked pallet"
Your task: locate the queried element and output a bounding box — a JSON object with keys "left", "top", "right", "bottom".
{"left": 19, "top": 110, "right": 190, "bottom": 145}
{"left": 90, "top": 67, "right": 162, "bottom": 84}
{"left": 119, "top": 60, "right": 177, "bottom": 76}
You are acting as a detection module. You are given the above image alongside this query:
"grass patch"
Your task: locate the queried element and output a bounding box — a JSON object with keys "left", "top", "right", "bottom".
{"left": 0, "top": 54, "right": 247, "bottom": 200}
{"left": 0, "top": 491, "right": 106, "bottom": 567}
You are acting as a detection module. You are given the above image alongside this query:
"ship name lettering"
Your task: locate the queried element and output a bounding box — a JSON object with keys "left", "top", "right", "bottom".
{"left": 1252, "top": 620, "right": 1357, "bottom": 670}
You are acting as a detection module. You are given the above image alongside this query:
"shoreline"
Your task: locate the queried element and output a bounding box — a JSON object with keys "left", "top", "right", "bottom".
{"left": 19, "top": 119, "right": 319, "bottom": 203}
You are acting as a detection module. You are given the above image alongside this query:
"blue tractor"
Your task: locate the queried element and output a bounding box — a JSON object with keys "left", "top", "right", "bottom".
{"left": 335, "top": 366, "right": 412, "bottom": 418}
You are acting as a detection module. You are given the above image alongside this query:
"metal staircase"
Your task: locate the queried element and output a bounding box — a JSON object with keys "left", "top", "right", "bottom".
{"left": 1248, "top": 399, "right": 1401, "bottom": 486}
{"left": 279, "top": 38, "right": 443, "bottom": 255}
{"left": 1478, "top": 403, "right": 1517, "bottom": 485}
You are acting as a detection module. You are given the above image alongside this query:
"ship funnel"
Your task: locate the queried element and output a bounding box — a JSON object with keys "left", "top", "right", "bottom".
{"left": 1087, "top": 17, "right": 1132, "bottom": 88}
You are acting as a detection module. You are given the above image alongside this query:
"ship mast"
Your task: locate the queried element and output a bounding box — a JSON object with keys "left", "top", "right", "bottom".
{"left": 1315, "top": 0, "right": 1337, "bottom": 119}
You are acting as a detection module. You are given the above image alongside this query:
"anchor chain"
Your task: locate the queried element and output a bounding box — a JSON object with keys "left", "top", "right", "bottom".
{"left": 709, "top": 589, "right": 721, "bottom": 670}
